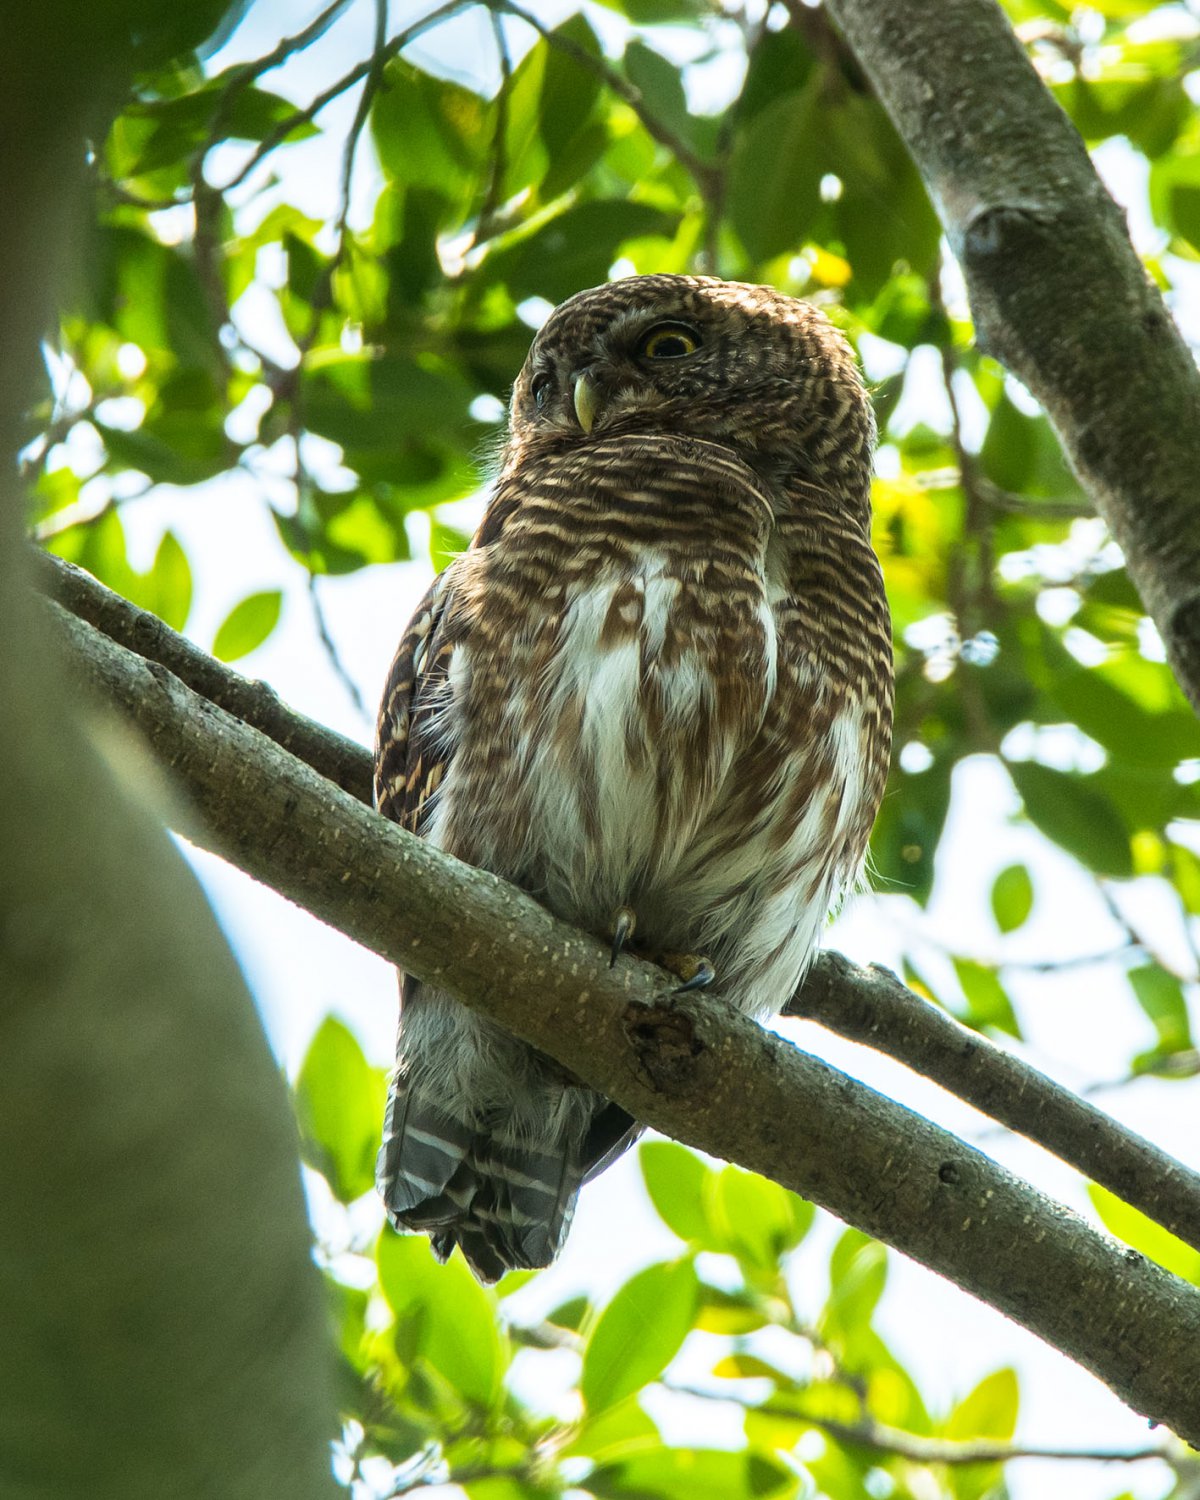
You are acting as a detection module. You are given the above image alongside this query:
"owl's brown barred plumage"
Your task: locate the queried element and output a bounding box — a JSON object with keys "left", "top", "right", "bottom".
{"left": 375, "top": 275, "right": 893, "bottom": 1281}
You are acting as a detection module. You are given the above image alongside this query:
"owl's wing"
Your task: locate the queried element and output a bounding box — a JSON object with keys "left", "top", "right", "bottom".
{"left": 374, "top": 565, "right": 461, "bottom": 836}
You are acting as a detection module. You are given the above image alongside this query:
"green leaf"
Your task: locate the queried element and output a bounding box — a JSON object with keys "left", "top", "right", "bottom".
{"left": 146, "top": 530, "right": 193, "bottom": 632}
{"left": 951, "top": 958, "right": 1021, "bottom": 1038}
{"left": 581, "top": 1259, "right": 698, "bottom": 1413}
{"left": 704, "top": 1164, "right": 814, "bottom": 1271}
{"left": 302, "top": 353, "right": 474, "bottom": 459}
{"left": 624, "top": 41, "right": 698, "bottom": 156}
{"left": 728, "top": 81, "right": 823, "bottom": 262}
{"left": 1128, "top": 964, "right": 1193, "bottom": 1054}
{"left": 377, "top": 1232, "right": 506, "bottom": 1407}
{"left": 1088, "top": 1184, "right": 1200, "bottom": 1283}
{"left": 991, "top": 863, "right": 1034, "bottom": 933}
{"left": 639, "top": 1139, "right": 712, "bottom": 1243}
{"left": 480, "top": 200, "right": 680, "bottom": 304}
{"left": 294, "top": 1017, "right": 386, "bottom": 1203}
{"left": 371, "top": 61, "right": 492, "bottom": 218}
{"left": 693, "top": 1283, "right": 770, "bottom": 1335}
{"left": 211, "top": 589, "right": 282, "bottom": 662}
{"left": 566, "top": 1396, "right": 660, "bottom": 1463}
{"left": 943, "top": 1367, "right": 1019, "bottom": 1500}
{"left": 945, "top": 1367, "right": 1019, "bottom": 1440}
{"left": 1007, "top": 760, "right": 1133, "bottom": 877}
{"left": 503, "top": 16, "right": 604, "bottom": 202}
{"left": 868, "top": 756, "right": 952, "bottom": 905}
{"left": 822, "top": 1230, "right": 887, "bottom": 1345}
{"left": 1049, "top": 648, "right": 1200, "bottom": 770}
{"left": 589, "top": 1448, "right": 795, "bottom": 1499}
{"left": 595, "top": 0, "right": 707, "bottom": 23}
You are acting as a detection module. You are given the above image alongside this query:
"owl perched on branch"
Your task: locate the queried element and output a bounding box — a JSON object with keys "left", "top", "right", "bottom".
{"left": 374, "top": 274, "right": 893, "bottom": 1282}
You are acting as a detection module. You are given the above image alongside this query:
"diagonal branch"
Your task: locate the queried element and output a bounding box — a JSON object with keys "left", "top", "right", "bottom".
{"left": 37, "top": 547, "right": 1200, "bottom": 1257}
{"left": 661, "top": 1382, "right": 1175, "bottom": 1467}
{"left": 822, "top": 0, "right": 1200, "bottom": 715}
{"left": 43, "top": 586, "right": 1200, "bottom": 1441}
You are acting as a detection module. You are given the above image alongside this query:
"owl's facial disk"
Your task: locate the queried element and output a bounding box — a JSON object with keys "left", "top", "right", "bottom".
{"left": 523, "top": 314, "right": 706, "bottom": 438}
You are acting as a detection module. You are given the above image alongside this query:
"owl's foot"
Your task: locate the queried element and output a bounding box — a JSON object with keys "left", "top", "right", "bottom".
{"left": 658, "top": 951, "right": 716, "bottom": 995}
{"left": 608, "top": 905, "right": 638, "bottom": 967}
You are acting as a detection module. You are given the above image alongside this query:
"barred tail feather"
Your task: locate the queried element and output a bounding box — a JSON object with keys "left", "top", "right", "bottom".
{"left": 376, "top": 1071, "right": 591, "bottom": 1283}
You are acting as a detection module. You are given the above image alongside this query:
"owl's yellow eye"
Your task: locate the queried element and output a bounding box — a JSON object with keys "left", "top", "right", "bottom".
{"left": 639, "top": 324, "right": 700, "bottom": 360}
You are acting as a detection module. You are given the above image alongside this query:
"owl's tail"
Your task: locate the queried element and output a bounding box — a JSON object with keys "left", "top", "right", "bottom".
{"left": 377, "top": 1072, "right": 637, "bottom": 1283}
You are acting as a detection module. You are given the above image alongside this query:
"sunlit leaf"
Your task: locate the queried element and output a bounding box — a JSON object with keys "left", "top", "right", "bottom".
{"left": 211, "top": 589, "right": 282, "bottom": 662}
{"left": 945, "top": 1366, "right": 1019, "bottom": 1440}
{"left": 581, "top": 1259, "right": 698, "bottom": 1413}
{"left": 1128, "top": 964, "right": 1193, "bottom": 1054}
{"left": 1088, "top": 1184, "right": 1200, "bottom": 1283}
{"left": 639, "top": 1139, "right": 711, "bottom": 1243}
{"left": 589, "top": 1447, "right": 795, "bottom": 1499}
{"left": 294, "top": 1017, "right": 385, "bottom": 1203}
{"left": 377, "top": 1232, "right": 506, "bottom": 1408}
{"left": 951, "top": 957, "right": 1021, "bottom": 1038}
{"left": 704, "top": 1164, "right": 814, "bottom": 1271}
{"left": 991, "top": 863, "right": 1034, "bottom": 933}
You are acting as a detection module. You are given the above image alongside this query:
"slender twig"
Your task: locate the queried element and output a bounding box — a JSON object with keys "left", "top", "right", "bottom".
{"left": 471, "top": 9, "right": 513, "bottom": 249}
{"left": 912, "top": 467, "right": 1091, "bottom": 519}
{"left": 307, "top": 571, "right": 370, "bottom": 721}
{"left": 333, "top": 0, "right": 389, "bottom": 249}
{"left": 95, "top": 0, "right": 359, "bottom": 212}
{"left": 1097, "top": 880, "right": 1199, "bottom": 985}
{"left": 661, "top": 1382, "right": 1172, "bottom": 1467}
{"left": 215, "top": 0, "right": 356, "bottom": 92}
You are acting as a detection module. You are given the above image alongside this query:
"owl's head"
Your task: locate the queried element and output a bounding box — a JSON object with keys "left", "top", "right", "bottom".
{"left": 508, "top": 274, "right": 874, "bottom": 517}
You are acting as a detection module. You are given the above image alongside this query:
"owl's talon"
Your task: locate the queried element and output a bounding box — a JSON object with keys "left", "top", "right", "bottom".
{"left": 609, "top": 905, "right": 637, "bottom": 967}
{"left": 660, "top": 952, "right": 716, "bottom": 994}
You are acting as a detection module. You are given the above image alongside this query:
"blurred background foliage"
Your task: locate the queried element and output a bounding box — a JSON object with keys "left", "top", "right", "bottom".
{"left": 22, "top": 0, "right": 1200, "bottom": 1493}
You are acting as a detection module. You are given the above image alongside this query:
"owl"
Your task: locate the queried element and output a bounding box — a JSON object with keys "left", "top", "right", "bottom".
{"left": 374, "top": 274, "right": 893, "bottom": 1282}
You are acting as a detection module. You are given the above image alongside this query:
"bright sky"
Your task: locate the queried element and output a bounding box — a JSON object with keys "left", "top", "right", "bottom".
{"left": 94, "top": 2, "right": 1200, "bottom": 1496}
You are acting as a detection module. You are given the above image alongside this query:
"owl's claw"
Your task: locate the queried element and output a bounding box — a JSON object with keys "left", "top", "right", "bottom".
{"left": 660, "top": 952, "right": 716, "bottom": 994}
{"left": 609, "top": 905, "right": 637, "bottom": 967}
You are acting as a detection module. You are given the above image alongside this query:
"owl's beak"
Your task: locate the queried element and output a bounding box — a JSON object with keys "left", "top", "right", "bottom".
{"left": 573, "top": 371, "right": 601, "bottom": 434}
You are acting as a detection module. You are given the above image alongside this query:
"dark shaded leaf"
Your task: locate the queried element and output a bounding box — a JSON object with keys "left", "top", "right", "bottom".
{"left": 1007, "top": 760, "right": 1133, "bottom": 877}
{"left": 728, "top": 81, "right": 823, "bottom": 262}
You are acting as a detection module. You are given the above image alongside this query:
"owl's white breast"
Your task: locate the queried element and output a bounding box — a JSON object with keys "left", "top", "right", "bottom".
{"left": 497, "top": 551, "right": 771, "bottom": 925}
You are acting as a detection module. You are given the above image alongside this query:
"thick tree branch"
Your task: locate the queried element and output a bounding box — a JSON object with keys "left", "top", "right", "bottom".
{"left": 823, "top": 0, "right": 1200, "bottom": 714}
{"left": 49, "top": 597, "right": 1200, "bottom": 1441}
{"left": 787, "top": 954, "right": 1200, "bottom": 1254}
{"left": 35, "top": 551, "right": 372, "bottom": 803}
{"left": 38, "top": 550, "right": 1200, "bottom": 1258}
